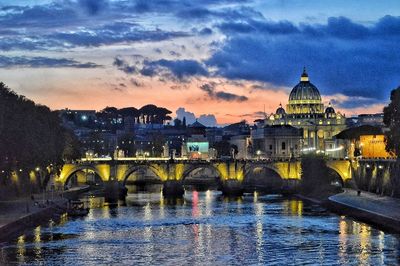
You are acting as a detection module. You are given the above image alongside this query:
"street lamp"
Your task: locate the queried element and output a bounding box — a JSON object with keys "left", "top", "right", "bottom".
{"left": 256, "top": 150, "right": 261, "bottom": 160}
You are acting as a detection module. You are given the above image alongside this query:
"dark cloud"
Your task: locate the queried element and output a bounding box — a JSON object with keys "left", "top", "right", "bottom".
{"left": 200, "top": 83, "right": 248, "bottom": 102}
{"left": 169, "top": 51, "right": 181, "bottom": 57}
{"left": 47, "top": 23, "right": 189, "bottom": 48}
{"left": 79, "top": 0, "right": 108, "bottom": 15}
{"left": 208, "top": 16, "right": 400, "bottom": 100}
{"left": 113, "top": 57, "right": 136, "bottom": 74}
{"left": 199, "top": 27, "right": 213, "bottom": 35}
{"left": 0, "top": 4, "right": 77, "bottom": 28}
{"left": 130, "top": 78, "right": 144, "bottom": 87}
{"left": 139, "top": 59, "right": 209, "bottom": 80}
{"left": 0, "top": 55, "right": 101, "bottom": 68}
{"left": 329, "top": 97, "right": 382, "bottom": 110}
{"left": 176, "top": 6, "right": 263, "bottom": 22}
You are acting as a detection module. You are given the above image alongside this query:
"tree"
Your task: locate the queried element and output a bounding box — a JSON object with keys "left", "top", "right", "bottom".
{"left": 151, "top": 132, "right": 166, "bottom": 157}
{"left": 300, "top": 154, "right": 340, "bottom": 197}
{"left": 118, "top": 132, "right": 136, "bottom": 156}
{"left": 62, "top": 131, "right": 81, "bottom": 161}
{"left": 383, "top": 86, "right": 400, "bottom": 196}
{"left": 0, "top": 82, "right": 74, "bottom": 196}
{"left": 174, "top": 118, "right": 182, "bottom": 128}
{"left": 212, "top": 140, "right": 231, "bottom": 157}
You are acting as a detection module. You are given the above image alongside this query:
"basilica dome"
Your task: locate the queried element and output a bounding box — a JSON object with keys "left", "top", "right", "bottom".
{"left": 276, "top": 103, "right": 286, "bottom": 115}
{"left": 289, "top": 71, "right": 321, "bottom": 101}
{"left": 286, "top": 68, "right": 324, "bottom": 115}
{"left": 325, "top": 103, "right": 335, "bottom": 114}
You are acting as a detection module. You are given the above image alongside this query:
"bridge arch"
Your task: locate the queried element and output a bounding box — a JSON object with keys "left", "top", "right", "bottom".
{"left": 326, "top": 160, "right": 352, "bottom": 183}
{"left": 244, "top": 164, "right": 284, "bottom": 180}
{"left": 121, "top": 164, "right": 166, "bottom": 185}
{"left": 181, "top": 164, "right": 224, "bottom": 182}
{"left": 244, "top": 164, "right": 284, "bottom": 191}
{"left": 61, "top": 165, "right": 105, "bottom": 186}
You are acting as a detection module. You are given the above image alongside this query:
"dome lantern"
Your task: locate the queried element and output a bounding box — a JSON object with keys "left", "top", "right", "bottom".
{"left": 300, "top": 67, "right": 309, "bottom": 82}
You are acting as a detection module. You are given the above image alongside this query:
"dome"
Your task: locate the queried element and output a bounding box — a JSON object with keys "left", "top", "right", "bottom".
{"left": 325, "top": 102, "right": 335, "bottom": 114}
{"left": 276, "top": 103, "right": 286, "bottom": 115}
{"left": 286, "top": 68, "right": 324, "bottom": 115}
{"left": 288, "top": 68, "right": 321, "bottom": 101}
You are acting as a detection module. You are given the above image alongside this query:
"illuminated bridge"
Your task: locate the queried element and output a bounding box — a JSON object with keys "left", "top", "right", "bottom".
{"left": 57, "top": 158, "right": 354, "bottom": 196}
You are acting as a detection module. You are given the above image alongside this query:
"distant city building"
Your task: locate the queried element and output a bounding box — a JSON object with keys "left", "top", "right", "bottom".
{"left": 264, "top": 68, "right": 347, "bottom": 153}
{"left": 251, "top": 125, "right": 303, "bottom": 159}
{"left": 346, "top": 113, "right": 385, "bottom": 128}
{"left": 336, "top": 125, "right": 394, "bottom": 159}
{"left": 229, "top": 135, "right": 252, "bottom": 159}
{"left": 184, "top": 121, "right": 209, "bottom": 159}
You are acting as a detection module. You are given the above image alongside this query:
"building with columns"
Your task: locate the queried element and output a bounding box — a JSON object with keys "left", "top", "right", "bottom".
{"left": 263, "top": 68, "right": 347, "bottom": 153}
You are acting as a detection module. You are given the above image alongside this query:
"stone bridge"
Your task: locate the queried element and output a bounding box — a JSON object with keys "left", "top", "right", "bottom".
{"left": 57, "top": 158, "right": 353, "bottom": 194}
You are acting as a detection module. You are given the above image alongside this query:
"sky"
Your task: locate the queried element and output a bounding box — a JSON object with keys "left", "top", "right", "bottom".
{"left": 0, "top": 0, "right": 399, "bottom": 126}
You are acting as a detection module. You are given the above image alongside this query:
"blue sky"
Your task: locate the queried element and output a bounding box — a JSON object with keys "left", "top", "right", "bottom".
{"left": 0, "top": 0, "right": 399, "bottom": 125}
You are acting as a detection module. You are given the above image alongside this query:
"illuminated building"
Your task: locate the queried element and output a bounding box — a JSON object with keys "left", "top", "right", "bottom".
{"left": 183, "top": 120, "right": 209, "bottom": 159}
{"left": 264, "top": 68, "right": 347, "bottom": 152}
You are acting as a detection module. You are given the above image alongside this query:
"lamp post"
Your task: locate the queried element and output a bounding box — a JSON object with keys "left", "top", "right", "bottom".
{"left": 35, "top": 167, "right": 46, "bottom": 205}
{"left": 256, "top": 150, "right": 261, "bottom": 160}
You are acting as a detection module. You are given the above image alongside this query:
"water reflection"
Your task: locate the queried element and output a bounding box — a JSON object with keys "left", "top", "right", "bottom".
{"left": 1, "top": 186, "right": 400, "bottom": 265}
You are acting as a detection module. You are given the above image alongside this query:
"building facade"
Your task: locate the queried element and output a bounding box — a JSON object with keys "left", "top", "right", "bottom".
{"left": 264, "top": 68, "right": 347, "bottom": 153}
{"left": 251, "top": 125, "right": 303, "bottom": 159}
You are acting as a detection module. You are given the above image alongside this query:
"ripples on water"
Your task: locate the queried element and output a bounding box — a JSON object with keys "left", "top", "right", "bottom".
{"left": 1, "top": 187, "right": 399, "bottom": 265}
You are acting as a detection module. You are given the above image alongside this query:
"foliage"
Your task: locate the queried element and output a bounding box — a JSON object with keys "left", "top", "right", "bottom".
{"left": 383, "top": 87, "right": 400, "bottom": 156}
{"left": 300, "top": 154, "right": 340, "bottom": 196}
{"left": 0, "top": 82, "right": 80, "bottom": 174}
{"left": 118, "top": 132, "right": 136, "bottom": 156}
{"left": 151, "top": 132, "right": 166, "bottom": 156}
{"left": 383, "top": 86, "right": 400, "bottom": 196}
{"left": 62, "top": 130, "right": 82, "bottom": 161}
{"left": 211, "top": 140, "right": 238, "bottom": 158}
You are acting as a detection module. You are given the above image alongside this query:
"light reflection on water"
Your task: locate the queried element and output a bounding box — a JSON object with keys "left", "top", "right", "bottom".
{"left": 1, "top": 186, "right": 400, "bottom": 265}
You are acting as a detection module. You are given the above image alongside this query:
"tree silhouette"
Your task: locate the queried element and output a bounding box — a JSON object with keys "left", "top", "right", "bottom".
{"left": 383, "top": 86, "right": 400, "bottom": 196}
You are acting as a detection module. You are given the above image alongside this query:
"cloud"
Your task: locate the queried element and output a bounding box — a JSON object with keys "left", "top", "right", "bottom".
{"left": 208, "top": 15, "right": 400, "bottom": 100}
{"left": 113, "top": 57, "right": 136, "bottom": 74}
{"left": 130, "top": 78, "right": 144, "bottom": 87}
{"left": 46, "top": 23, "right": 189, "bottom": 49}
{"left": 199, "top": 27, "right": 213, "bottom": 35}
{"left": 326, "top": 94, "right": 384, "bottom": 110}
{"left": 198, "top": 114, "right": 217, "bottom": 127}
{"left": 139, "top": 59, "right": 209, "bottom": 80}
{"left": 200, "top": 83, "right": 248, "bottom": 102}
{"left": 0, "top": 11, "right": 190, "bottom": 50}
{"left": 175, "top": 107, "right": 217, "bottom": 127}
{"left": 78, "top": 0, "right": 108, "bottom": 15}
{"left": 0, "top": 55, "right": 101, "bottom": 68}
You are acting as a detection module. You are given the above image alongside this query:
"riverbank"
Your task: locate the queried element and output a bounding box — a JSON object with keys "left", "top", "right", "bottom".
{"left": 327, "top": 189, "right": 400, "bottom": 233}
{"left": 0, "top": 186, "right": 91, "bottom": 242}
{"left": 0, "top": 195, "right": 68, "bottom": 242}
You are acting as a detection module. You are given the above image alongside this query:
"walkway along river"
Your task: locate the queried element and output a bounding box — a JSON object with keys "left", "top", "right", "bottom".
{"left": 0, "top": 186, "right": 399, "bottom": 265}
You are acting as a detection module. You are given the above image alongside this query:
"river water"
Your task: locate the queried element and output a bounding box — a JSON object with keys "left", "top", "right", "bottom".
{"left": 1, "top": 186, "right": 399, "bottom": 265}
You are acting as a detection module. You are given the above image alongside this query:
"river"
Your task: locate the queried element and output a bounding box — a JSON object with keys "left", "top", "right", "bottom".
{"left": 1, "top": 186, "right": 399, "bottom": 265}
